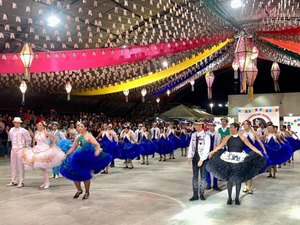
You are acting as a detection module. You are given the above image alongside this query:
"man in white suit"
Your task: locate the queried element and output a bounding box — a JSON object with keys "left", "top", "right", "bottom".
{"left": 206, "top": 121, "right": 222, "bottom": 191}
{"left": 7, "top": 117, "right": 32, "bottom": 188}
{"left": 187, "top": 120, "right": 210, "bottom": 201}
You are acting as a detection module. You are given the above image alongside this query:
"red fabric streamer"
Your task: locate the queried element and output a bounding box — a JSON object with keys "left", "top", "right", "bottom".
{"left": 260, "top": 37, "right": 300, "bottom": 55}
{"left": 257, "top": 26, "right": 300, "bottom": 36}
{"left": 0, "top": 35, "right": 230, "bottom": 74}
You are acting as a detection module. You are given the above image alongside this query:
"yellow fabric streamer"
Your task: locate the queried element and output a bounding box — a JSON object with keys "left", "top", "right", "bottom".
{"left": 72, "top": 39, "right": 232, "bottom": 96}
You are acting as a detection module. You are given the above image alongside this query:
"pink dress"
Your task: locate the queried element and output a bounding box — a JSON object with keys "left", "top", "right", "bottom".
{"left": 22, "top": 131, "right": 65, "bottom": 170}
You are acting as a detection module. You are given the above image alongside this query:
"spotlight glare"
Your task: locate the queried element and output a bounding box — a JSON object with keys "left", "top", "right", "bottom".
{"left": 231, "top": 0, "right": 243, "bottom": 9}
{"left": 47, "top": 15, "right": 60, "bottom": 27}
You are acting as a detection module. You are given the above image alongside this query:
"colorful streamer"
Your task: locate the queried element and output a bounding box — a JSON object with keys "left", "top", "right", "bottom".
{"left": 0, "top": 36, "right": 229, "bottom": 74}
{"left": 260, "top": 37, "right": 300, "bottom": 55}
{"left": 72, "top": 39, "right": 232, "bottom": 96}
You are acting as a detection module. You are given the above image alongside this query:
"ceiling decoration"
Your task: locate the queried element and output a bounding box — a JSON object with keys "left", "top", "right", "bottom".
{"left": 0, "top": 0, "right": 299, "bottom": 102}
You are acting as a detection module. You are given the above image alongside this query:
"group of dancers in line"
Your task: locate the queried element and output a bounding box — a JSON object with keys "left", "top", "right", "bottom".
{"left": 189, "top": 118, "right": 300, "bottom": 206}
{"left": 5, "top": 116, "right": 300, "bottom": 202}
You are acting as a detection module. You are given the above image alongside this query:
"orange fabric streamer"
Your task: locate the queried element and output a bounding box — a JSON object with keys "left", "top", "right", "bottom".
{"left": 260, "top": 37, "right": 300, "bottom": 55}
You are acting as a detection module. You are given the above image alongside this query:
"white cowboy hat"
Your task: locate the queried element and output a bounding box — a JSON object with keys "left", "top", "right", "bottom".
{"left": 13, "top": 117, "right": 23, "bottom": 123}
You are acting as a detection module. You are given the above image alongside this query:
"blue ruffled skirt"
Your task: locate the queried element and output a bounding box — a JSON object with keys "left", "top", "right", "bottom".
{"left": 60, "top": 142, "right": 112, "bottom": 181}
{"left": 265, "top": 138, "right": 293, "bottom": 165}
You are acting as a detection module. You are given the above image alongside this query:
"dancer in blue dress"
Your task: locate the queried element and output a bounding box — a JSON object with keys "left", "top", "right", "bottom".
{"left": 179, "top": 124, "right": 189, "bottom": 157}
{"left": 119, "top": 125, "right": 141, "bottom": 169}
{"left": 140, "top": 126, "right": 157, "bottom": 165}
{"left": 97, "top": 123, "right": 119, "bottom": 173}
{"left": 167, "top": 125, "right": 180, "bottom": 159}
{"left": 156, "top": 129, "right": 174, "bottom": 162}
{"left": 264, "top": 123, "right": 293, "bottom": 178}
{"left": 60, "top": 121, "right": 111, "bottom": 199}
{"left": 207, "top": 123, "right": 265, "bottom": 205}
{"left": 241, "top": 120, "right": 268, "bottom": 194}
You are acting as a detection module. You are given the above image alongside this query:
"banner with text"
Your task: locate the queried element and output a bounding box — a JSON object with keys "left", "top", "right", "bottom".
{"left": 238, "top": 106, "right": 280, "bottom": 126}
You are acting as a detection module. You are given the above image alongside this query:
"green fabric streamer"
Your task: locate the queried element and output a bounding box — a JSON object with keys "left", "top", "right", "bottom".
{"left": 202, "top": 0, "right": 241, "bottom": 30}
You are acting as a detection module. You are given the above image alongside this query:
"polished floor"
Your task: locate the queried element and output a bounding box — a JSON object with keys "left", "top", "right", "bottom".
{"left": 1, "top": 151, "right": 300, "bottom": 225}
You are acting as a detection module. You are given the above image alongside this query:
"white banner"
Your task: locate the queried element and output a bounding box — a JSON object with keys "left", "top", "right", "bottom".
{"left": 238, "top": 106, "right": 280, "bottom": 126}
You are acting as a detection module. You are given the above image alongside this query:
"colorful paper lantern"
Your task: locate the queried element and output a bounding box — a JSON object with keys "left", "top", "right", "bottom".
{"left": 270, "top": 62, "right": 280, "bottom": 92}
{"left": 205, "top": 71, "right": 215, "bottom": 100}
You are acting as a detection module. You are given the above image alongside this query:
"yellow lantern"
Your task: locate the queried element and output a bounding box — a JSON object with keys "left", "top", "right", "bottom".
{"left": 20, "top": 43, "right": 34, "bottom": 81}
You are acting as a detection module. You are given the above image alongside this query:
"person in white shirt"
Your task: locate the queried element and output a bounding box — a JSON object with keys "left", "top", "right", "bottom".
{"left": 150, "top": 123, "right": 160, "bottom": 141}
{"left": 187, "top": 120, "right": 211, "bottom": 201}
{"left": 7, "top": 117, "right": 32, "bottom": 188}
{"left": 206, "top": 122, "right": 222, "bottom": 191}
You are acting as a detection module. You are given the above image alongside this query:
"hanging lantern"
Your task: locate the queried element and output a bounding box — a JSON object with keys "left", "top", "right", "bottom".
{"left": 271, "top": 62, "right": 280, "bottom": 92}
{"left": 244, "top": 62, "right": 258, "bottom": 101}
{"left": 65, "top": 81, "right": 72, "bottom": 101}
{"left": 141, "top": 88, "right": 147, "bottom": 102}
{"left": 156, "top": 97, "right": 160, "bottom": 105}
{"left": 232, "top": 59, "right": 239, "bottom": 79}
{"left": 205, "top": 71, "right": 215, "bottom": 100}
{"left": 234, "top": 36, "right": 253, "bottom": 93}
{"left": 166, "top": 89, "right": 170, "bottom": 96}
{"left": 19, "top": 80, "right": 27, "bottom": 105}
{"left": 190, "top": 80, "right": 195, "bottom": 91}
{"left": 123, "top": 90, "right": 129, "bottom": 102}
{"left": 20, "top": 43, "right": 34, "bottom": 81}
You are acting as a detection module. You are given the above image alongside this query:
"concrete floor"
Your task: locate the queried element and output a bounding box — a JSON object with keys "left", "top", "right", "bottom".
{"left": 1, "top": 151, "right": 300, "bottom": 225}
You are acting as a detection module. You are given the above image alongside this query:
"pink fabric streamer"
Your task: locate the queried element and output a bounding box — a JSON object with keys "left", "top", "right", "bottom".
{"left": 0, "top": 35, "right": 230, "bottom": 74}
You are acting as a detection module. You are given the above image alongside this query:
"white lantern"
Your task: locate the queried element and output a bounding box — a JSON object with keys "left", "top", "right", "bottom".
{"left": 65, "top": 81, "right": 72, "bottom": 101}
{"left": 141, "top": 88, "right": 147, "bottom": 102}
{"left": 123, "top": 90, "right": 129, "bottom": 102}
{"left": 166, "top": 89, "right": 170, "bottom": 96}
{"left": 190, "top": 80, "right": 195, "bottom": 91}
{"left": 156, "top": 97, "right": 160, "bottom": 104}
{"left": 19, "top": 80, "right": 27, "bottom": 105}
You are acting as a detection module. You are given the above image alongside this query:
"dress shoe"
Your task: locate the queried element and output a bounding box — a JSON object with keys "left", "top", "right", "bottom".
{"left": 189, "top": 196, "right": 199, "bottom": 201}
{"left": 235, "top": 199, "right": 241, "bottom": 205}
{"left": 200, "top": 195, "right": 206, "bottom": 201}
{"left": 227, "top": 198, "right": 232, "bottom": 205}
{"left": 206, "top": 186, "right": 211, "bottom": 190}
{"left": 17, "top": 183, "right": 24, "bottom": 188}
{"left": 73, "top": 191, "right": 83, "bottom": 199}
{"left": 243, "top": 188, "right": 248, "bottom": 193}
{"left": 82, "top": 193, "right": 89, "bottom": 200}
{"left": 213, "top": 186, "right": 222, "bottom": 191}
{"left": 6, "top": 182, "right": 17, "bottom": 187}
{"left": 267, "top": 175, "right": 272, "bottom": 178}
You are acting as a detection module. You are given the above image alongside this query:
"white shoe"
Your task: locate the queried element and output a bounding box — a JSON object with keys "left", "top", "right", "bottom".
{"left": 44, "top": 183, "right": 50, "bottom": 189}
{"left": 6, "top": 182, "right": 17, "bottom": 187}
{"left": 40, "top": 183, "right": 45, "bottom": 188}
{"left": 17, "top": 183, "right": 24, "bottom": 188}
{"left": 55, "top": 175, "right": 59, "bottom": 179}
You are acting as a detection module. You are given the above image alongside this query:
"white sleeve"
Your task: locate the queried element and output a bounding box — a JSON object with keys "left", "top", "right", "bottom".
{"left": 22, "top": 129, "right": 32, "bottom": 147}
{"left": 187, "top": 133, "right": 194, "bottom": 158}
{"left": 60, "top": 132, "right": 66, "bottom": 140}
{"left": 200, "top": 135, "right": 210, "bottom": 161}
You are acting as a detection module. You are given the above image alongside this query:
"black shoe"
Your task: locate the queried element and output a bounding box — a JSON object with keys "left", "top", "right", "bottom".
{"left": 163, "top": 159, "right": 166, "bottom": 162}
{"left": 189, "top": 196, "right": 199, "bottom": 201}
{"left": 110, "top": 164, "right": 115, "bottom": 168}
{"left": 273, "top": 176, "right": 276, "bottom": 179}
{"left": 213, "top": 186, "right": 222, "bottom": 191}
{"left": 267, "top": 175, "right": 272, "bottom": 178}
{"left": 73, "top": 191, "right": 83, "bottom": 199}
{"left": 200, "top": 195, "right": 206, "bottom": 201}
{"left": 82, "top": 193, "right": 89, "bottom": 200}
{"left": 227, "top": 198, "right": 232, "bottom": 205}
{"left": 206, "top": 186, "right": 211, "bottom": 190}
{"left": 235, "top": 199, "right": 241, "bottom": 205}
